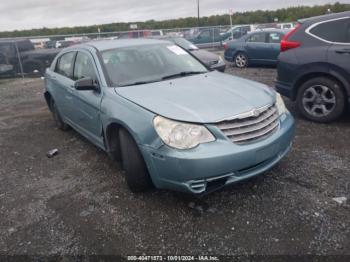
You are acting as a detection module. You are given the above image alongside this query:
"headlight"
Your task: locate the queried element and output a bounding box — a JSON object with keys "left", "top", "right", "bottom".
{"left": 276, "top": 93, "right": 287, "bottom": 116}
{"left": 153, "top": 116, "right": 215, "bottom": 150}
{"left": 218, "top": 56, "right": 224, "bottom": 63}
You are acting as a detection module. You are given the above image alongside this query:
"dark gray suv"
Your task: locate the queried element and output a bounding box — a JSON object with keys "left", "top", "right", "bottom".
{"left": 276, "top": 11, "right": 350, "bottom": 122}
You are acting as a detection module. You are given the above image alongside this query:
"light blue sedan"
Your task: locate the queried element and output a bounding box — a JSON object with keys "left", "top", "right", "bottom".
{"left": 44, "top": 39, "right": 294, "bottom": 194}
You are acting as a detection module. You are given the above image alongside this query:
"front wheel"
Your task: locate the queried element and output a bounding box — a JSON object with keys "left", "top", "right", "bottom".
{"left": 234, "top": 52, "right": 248, "bottom": 68}
{"left": 119, "top": 129, "right": 153, "bottom": 192}
{"left": 296, "top": 77, "right": 345, "bottom": 123}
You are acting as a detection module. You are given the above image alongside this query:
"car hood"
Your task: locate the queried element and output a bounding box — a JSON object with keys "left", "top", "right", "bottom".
{"left": 190, "top": 49, "right": 220, "bottom": 64}
{"left": 115, "top": 71, "right": 275, "bottom": 123}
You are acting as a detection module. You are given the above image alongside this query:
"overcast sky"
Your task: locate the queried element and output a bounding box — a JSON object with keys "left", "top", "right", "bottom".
{"left": 0, "top": 0, "right": 342, "bottom": 31}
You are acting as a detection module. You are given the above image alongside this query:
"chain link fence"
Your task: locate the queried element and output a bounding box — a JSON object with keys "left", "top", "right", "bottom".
{"left": 0, "top": 23, "right": 292, "bottom": 79}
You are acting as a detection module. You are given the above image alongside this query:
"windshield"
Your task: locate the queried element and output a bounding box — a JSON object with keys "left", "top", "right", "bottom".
{"left": 101, "top": 43, "right": 207, "bottom": 87}
{"left": 172, "top": 38, "right": 199, "bottom": 51}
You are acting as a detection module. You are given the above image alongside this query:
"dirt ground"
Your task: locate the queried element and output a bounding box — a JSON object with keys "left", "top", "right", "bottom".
{"left": 0, "top": 66, "right": 349, "bottom": 257}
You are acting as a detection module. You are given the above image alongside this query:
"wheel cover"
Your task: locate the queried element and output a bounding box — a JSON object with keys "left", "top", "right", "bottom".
{"left": 302, "top": 85, "right": 336, "bottom": 117}
{"left": 235, "top": 54, "right": 247, "bottom": 68}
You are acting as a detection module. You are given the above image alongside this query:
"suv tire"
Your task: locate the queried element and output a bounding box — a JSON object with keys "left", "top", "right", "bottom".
{"left": 297, "top": 77, "right": 345, "bottom": 123}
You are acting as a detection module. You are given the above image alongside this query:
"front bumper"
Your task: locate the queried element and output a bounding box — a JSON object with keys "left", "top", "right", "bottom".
{"left": 141, "top": 112, "right": 295, "bottom": 194}
{"left": 210, "top": 62, "right": 226, "bottom": 72}
{"left": 275, "top": 80, "right": 296, "bottom": 100}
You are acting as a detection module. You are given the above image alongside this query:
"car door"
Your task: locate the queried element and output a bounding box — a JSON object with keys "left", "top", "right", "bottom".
{"left": 71, "top": 50, "right": 104, "bottom": 146}
{"left": 324, "top": 18, "right": 350, "bottom": 77}
{"left": 195, "top": 30, "right": 211, "bottom": 44}
{"left": 266, "top": 32, "right": 284, "bottom": 64}
{"left": 245, "top": 32, "right": 270, "bottom": 62}
{"left": 51, "top": 51, "right": 77, "bottom": 122}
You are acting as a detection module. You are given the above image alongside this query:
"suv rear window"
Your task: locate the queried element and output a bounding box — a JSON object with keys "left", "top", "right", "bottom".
{"left": 309, "top": 17, "right": 350, "bottom": 43}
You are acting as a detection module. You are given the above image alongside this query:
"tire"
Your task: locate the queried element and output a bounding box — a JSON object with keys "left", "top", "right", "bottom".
{"left": 296, "top": 77, "right": 345, "bottom": 123}
{"left": 50, "top": 99, "right": 70, "bottom": 131}
{"left": 234, "top": 52, "right": 248, "bottom": 68}
{"left": 119, "top": 129, "right": 153, "bottom": 192}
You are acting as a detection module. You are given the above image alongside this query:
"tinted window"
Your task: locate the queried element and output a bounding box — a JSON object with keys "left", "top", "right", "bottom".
{"left": 16, "top": 40, "right": 34, "bottom": 52}
{"left": 310, "top": 18, "right": 350, "bottom": 43}
{"left": 74, "top": 52, "right": 96, "bottom": 80}
{"left": 55, "top": 52, "right": 76, "bottom": 78}
{"left": 247, "top": 33, "right": 266, "bottom": 43}
{"left": 268, "top": 32, "right": 284, "bottom": 43}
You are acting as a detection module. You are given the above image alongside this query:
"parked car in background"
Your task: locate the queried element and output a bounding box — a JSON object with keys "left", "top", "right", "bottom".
{"left": 222, "top": 24, "right": 257, "bottom": 42}
{"left": 0, "top": 39, "right": 59, "bottom": 76}
{"left": 187, "top": 28, "right": 230, "bottom": 48}
{"left": 44, "top": 39, "right": 294, "bottom": 194}
{"left": 158, "top": 37, "right": 226, "bottom": 72}
{"left": 224, "top": 29, "right": 287, "bottom": 68}
{"left": 56, "top": 40, "right": 76, "bottom": 49}
{"left": 277, "top": 23, "right": 296, "bottom": 30}
{"left": 45, "top": 40, "right": 57, "bottom": 49}
{"left": 276, "top": 11, "right": 350, "bottom": 123}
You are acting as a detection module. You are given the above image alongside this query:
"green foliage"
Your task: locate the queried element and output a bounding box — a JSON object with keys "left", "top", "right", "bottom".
{"left": 0, "top": 2, "right": 349, "bottom": 38}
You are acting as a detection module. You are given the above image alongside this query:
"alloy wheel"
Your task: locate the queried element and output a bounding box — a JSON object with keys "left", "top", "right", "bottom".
{"left": 302, "top": 85, "right": 336, "bottom": 117}
{"left": 235, "top": 54, "right": 247, "bottom": 68}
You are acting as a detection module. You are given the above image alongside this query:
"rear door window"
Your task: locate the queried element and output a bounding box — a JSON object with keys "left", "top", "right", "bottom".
{"left": 268, "top": 32, "right": 284, "bottom": 43}
{"left": 309, "top": 17, "right": 350, "bottom": 43}
{"left": 55, "top": 52, "right": 76, "bottom": 79}
{"left": 247, "top": 33, "right": 266, "bottom": 43}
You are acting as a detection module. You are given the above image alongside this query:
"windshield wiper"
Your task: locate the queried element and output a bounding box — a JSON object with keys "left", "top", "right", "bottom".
{"left": 161, "top": 71, "right": 206, "bottom": 80}
{"left": 119, "top": 80, "right": 161, "bottom": 87}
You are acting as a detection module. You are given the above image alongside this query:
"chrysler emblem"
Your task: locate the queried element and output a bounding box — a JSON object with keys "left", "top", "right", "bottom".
{"left": 252, "top": 109, "right": 260, "bottom": 117}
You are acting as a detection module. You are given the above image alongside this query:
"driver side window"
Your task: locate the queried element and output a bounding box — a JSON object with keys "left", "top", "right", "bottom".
{"left": 73, "top": 52, "right": 97, "bottom": 81}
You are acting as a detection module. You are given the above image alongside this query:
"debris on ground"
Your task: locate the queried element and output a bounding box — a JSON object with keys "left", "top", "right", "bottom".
{"left": 332, "top": 197, "right": 347, "bottom": 205}
{"left": 46, "top": 148, "right": 59, "bottom": 158}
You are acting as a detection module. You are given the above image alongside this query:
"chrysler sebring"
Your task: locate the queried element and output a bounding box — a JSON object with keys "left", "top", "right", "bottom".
{"left": 44, "top": 39, "right": 295, "bottom": 194}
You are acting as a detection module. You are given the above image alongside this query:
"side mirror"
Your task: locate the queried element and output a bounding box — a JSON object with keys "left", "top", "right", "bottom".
{"left": 75, "top": 77, "right": 98, "bottom": 91}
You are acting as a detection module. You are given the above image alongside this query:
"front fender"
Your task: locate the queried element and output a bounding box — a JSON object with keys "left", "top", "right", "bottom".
{"left": 101, "top": 90, "right": 162, "bottom": 150}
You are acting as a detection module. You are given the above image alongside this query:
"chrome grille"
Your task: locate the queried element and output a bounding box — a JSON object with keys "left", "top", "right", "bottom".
{"left": 216, "top": 105, "right": 279, "bottom": 144}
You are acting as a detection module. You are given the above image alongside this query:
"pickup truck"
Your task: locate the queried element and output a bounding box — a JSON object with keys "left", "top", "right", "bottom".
{"left": 0, "top": 39, "right": 59, "bottom": 77}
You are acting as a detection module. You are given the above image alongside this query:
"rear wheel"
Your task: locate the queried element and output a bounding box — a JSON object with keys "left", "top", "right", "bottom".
{"left": 297, "top": 77, "right": 345, "bottom": 123}
{"left": 234, "top": 52, "right": 248, "bottom": 68}
{"left": 119, "top": 129, "right": 153, "bottom": 192}
{"left": 51, "top": 99, "right": 70, "bottom": 131}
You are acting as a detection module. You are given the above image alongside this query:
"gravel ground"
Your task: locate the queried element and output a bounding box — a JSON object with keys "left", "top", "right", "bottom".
{"left": 0, "top": 67, "right": 349, "bottom": 257}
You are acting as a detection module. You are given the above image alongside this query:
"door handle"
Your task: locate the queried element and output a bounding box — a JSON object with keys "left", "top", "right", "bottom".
{"left": 335, "top": 49, "right": 350, "bottom": 54}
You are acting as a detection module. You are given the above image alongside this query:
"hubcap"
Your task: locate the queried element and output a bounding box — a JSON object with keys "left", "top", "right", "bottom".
{"left": 302, "top": 85, "right": 336, "bottom": 117}
{"left": 235, "top": 54, "right": 247, "bottom": 68}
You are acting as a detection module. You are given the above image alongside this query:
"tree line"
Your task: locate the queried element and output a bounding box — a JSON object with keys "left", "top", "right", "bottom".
{"left": 0, "top": 2, "right": 349, "bottom": 38}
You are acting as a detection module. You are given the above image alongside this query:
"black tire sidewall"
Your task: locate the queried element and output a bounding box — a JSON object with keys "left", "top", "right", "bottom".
{"left": 51, "top": 99, "right": 69, "bottom": 130}
{"left": 119, "top": 129, "right": 153, "bottom": 192}
{"left": 297, "top": 77, "right": 345, "bottom": 123}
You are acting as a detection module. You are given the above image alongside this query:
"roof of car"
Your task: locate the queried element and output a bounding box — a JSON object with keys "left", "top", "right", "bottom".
{"left": 248, "top": 28, "right": 288, "bottom": 34}
{"left": 298, "top": 11, "right": 350, "bottom": 24}
{"left": 79, "top": 38, "right": 172, "bottom": 51}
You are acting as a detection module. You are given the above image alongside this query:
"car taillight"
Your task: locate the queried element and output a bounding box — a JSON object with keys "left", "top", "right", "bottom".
{"left": 281, "top": 24, "right": 301, "bottom": 52}
{"left": 223, "top": 42, "right": 228, "bottom": 49}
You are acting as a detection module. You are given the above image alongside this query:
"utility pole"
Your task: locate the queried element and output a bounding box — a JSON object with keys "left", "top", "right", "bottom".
{"left": 197, "top": 0, "right": 200, "bottom": 28}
